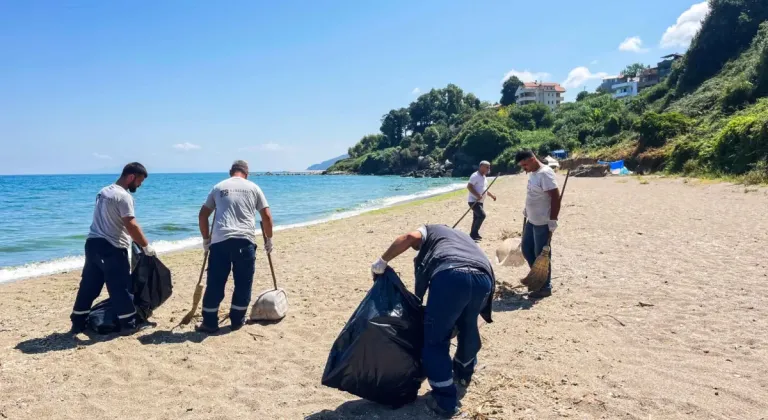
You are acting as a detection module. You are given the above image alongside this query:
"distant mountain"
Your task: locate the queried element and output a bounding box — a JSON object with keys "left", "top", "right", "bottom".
{"left": 307, "top": 154, "right": 349, "bottom": 171}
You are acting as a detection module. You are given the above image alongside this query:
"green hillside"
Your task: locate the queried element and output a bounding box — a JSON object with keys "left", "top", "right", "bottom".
{"left": 331, "top": 0, "right": 768, "bottom": 183}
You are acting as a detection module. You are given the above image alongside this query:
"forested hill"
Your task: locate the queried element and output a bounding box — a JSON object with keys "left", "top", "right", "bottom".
{"left": 330, "top": 0, "right": 768, "bottom": 183}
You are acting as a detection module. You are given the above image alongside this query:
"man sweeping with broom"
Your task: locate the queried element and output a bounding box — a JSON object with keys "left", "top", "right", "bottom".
{"left": 515, "top": 150, "right": 561, "bottom": 300}
{"left": 195, "top": 160, "right": 274, "bottom": 333}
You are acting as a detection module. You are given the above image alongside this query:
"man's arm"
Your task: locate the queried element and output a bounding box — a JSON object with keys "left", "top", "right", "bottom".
{"left": 259, "top": 207, "right": 273, "bottom": 238}
{"left": 467, "top": 182, "right": 483, "bottom": 201}
{"left": 199, "top": 205, "right": 213, "bottom": 238}
{"left": 123, "top": 217, "right": 149, "bottom": 247}
{"left": 547, "top": 188, "right": 561, "bottom": 220}
{"left": 381, "top": 230, "right": 422, "bottom": 262}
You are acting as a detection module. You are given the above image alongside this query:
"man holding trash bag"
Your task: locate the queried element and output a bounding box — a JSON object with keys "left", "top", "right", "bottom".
{"left": 196, "top": 160, "right": 274, "bottom": 333}
{"left": 371, "top": 224, "right": 495, "bottom": 418}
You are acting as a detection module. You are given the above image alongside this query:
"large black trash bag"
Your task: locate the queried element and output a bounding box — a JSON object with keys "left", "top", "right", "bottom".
{"left": 88, "top": 244, "right": 173, "bottom": 334}
{"left": 321, "top": 267, "right": 425, "bottom": 408}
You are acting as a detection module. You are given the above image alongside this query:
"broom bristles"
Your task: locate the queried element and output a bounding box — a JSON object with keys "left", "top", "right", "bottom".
{"left": 521, "top": 246, "right": 551, "bottom": 291}
{"left": 180, "top": 284, "right": 204, "bottom": 325}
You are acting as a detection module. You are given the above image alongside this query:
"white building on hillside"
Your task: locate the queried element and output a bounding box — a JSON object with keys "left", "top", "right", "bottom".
{"left": 515, "top": 82, "right": 566, "bottom": 111}
{"left": 611, "top": 80, "right": 638, "bottom": 100}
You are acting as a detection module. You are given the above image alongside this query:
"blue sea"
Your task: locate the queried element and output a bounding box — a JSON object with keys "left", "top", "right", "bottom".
{"left": 0, "top": 173, "right": 465, "bottom": 283}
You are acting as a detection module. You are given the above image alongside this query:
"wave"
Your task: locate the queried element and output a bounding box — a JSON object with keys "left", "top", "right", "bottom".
{"left": 0, "top": 182, "right": 465, "bottom": 284}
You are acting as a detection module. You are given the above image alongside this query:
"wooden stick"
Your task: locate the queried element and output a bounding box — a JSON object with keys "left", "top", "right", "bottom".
{"left": 452, "top": 174, "right": 501, "bottom": 229}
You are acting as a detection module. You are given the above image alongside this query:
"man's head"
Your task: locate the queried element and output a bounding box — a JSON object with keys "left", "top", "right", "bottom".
{"left": 120, "top": 162, "right": 148, "bottom": 193}
{"left": 478, "top": 160, "right": 491, "bottom": 175}
{"left": 230, "top": 160, "right": 249, "bottom": 178}
{"left": 514, "top": 150, "right": 539, "bottom": 173}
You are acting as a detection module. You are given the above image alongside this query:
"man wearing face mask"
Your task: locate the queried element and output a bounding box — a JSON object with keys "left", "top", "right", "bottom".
{"left": 70, "top": 162, "right": 155, "bottom": 335}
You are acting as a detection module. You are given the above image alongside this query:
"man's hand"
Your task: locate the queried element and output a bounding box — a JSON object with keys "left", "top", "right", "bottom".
{"left": 371, "top": 257, "right": 388, "bottom": 276}
{"left": 202, "top": 237, "right": 211, "bottom": 253}
{"left": 548, "top": 220, "right": 558, "bottom": 232}
{"left": 143, "top": 244, "right": 156, "bottom": 257}
{"left": 489, "top": 192, "right": 497, "bottom": 202}
{"left": 264, "top": 237, "right": 273, "bottom": 254}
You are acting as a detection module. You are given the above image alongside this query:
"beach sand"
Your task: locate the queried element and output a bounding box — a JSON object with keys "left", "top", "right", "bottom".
{"left": 1, "top": 175, "right": 767, "bottom": 419}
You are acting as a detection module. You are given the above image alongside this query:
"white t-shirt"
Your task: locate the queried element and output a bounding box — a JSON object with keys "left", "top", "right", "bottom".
{"left": 467, "top": 171, "right": 487, "bottom": 203}
{"left": 87, "top": 184, "right": 135, "bottom": 249}
{"left": 525, "top": 165, "right": 558, "bottom": 226}
{"left": 204, "top": 177, "right": 269, "bottom": 245}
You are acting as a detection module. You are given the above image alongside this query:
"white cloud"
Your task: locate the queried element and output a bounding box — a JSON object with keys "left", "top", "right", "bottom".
{"left": 619, "top": 36, "right": 649, "bottom": 53}
{"left": 660, "top": 2, "right": 709, "bottom": 48}
{"left": 92, "top": 152, "right": 112, "bottom": 160}
{"left": 561, "top": 67, "right": 609, "bottom": 89}
{"left": 411, "top": 87, "right": 420, "bottom": 95}
{"left": 502, "top": 69, "right": 552, "bottom": 83}
{"left": 240, "top": 143, "right": 285, "bottom": 152}
{"left": 172, "top": 142, "right": 201, "bottom": 151}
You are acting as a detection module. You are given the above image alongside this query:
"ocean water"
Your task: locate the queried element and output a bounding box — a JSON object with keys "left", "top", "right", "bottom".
{"left": 0, "top": 174, "right": 465, "bottom": 283}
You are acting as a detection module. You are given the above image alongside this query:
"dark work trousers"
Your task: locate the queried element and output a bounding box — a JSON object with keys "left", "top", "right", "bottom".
{"left": 422, "top": 267, "right": 492, "bottom": 413}
{"left": 201, "top": 238, "right": 256, "bottom": 329}
{"left": 71, "top": 238, "right": 137, "bottom": 330}
{"left": 468, "top": 202, "right": 486, "bottom": 238}
{"left": 521, "top": 222, "right": 552, "bottom": 291}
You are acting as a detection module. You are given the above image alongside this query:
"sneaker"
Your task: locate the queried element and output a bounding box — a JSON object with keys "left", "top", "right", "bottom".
{"left": 230, "top": 322, "right": 244, "bottom": 331}
{"left": 68, "top": 324, "right": 85, "bottom": 335}
{"left": 426, "top": 396, "right": 459, "bottom": 419}
{"left": 470, "top": 235, "right": 482, "bottom": 242}
{"left": 195, "top": 323, "right": 220, "bottom": 334}
{"left": 528, "top": 289, "right": 552, "bottom": 300}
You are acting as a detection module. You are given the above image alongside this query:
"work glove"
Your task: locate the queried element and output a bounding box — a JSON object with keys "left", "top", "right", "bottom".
{"left": 264, "top": 237, "right": 273, "bottom": 254}
{"left": 548, "top": 220, "right": 558, "bottom": 232}
{"left": 202, "top": 237, "right": 211, "bottom": 253}
{"left": 142, "top": 244, "right": 156, "bottom": 257}
{"left": 371, "top": 257, "right": 388, "bottom": 276}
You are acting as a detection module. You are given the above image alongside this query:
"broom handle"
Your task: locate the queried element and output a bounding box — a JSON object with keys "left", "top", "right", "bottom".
{"left": 196, "top": 212, "right": 216, "bottom": 287}
{"left": 546, "top": 169, "right": 571, "bottom": 246}
{"left": 260, "top": 221, "right": 278, "bottom": 290}
{"left": 452, "top": 174, "right": 500, "bottom": 229}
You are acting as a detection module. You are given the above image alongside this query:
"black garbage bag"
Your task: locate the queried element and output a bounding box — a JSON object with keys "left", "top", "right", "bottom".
{"left": 321, "top": 267, "right": 425, "bottom": 408}
{"left": 88, "top": 245, "right": 173, "bottom": 334}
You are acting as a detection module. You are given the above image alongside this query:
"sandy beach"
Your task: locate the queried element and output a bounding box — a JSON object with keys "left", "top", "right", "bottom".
{"left": 1, "top": 174, "right": 767, "bottom": 420}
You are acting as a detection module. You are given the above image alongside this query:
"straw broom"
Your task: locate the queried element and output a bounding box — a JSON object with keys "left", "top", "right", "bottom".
{"left": 180, "top": 214, "right": 215, "bottom": 325}
{"left": 521, "top": 169, "right": 570, "bottom": 292}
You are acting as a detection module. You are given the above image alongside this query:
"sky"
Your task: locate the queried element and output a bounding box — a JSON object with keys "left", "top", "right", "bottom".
{"left": 0, "top": 0, "right": 709, "bottom": 174}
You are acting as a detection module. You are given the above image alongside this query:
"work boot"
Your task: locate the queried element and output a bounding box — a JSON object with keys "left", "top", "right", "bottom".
{"left": 195, "top": 322, "right": 220, "bottom": 334}
{"left": 528, "top": 289, "right": 552, "bottom": 300}
{"left": 68, "top": 324, "right": 85, "bottom": 335}
{"left": 426, "top": 396, "right": 459, "bottom": 418}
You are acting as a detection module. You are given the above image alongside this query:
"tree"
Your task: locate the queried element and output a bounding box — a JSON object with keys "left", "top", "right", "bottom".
{"left": 623, "top": 63, "right": 648, "bottom": 78}
{"left": 576, "top": 91, "right": 590, "bottom": 102}
{"left": 348, "top": 134, "right": 386, "bottom": 158}
{"left": 380, "top": 108, "right": 411, "bottom": 148}
{"left": 500, "top": 76, "right": 523, "bottom": 106}
{"left": 508, "top": 103, "right": 554, "bottom": 131}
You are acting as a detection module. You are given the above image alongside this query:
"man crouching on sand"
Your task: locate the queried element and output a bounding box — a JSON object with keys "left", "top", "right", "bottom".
{"left": 371, "top": 225, "right": 495, "bottom": 418}
{"left": 70, "top": 162, "right": 156, "bottom": 336}
{"left": 196, "top": 160, "right": 274, "bottom": 333}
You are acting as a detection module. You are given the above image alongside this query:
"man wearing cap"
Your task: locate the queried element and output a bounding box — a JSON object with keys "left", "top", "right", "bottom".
{"left": 466, "top": 161, "right": 496, "bottom": 241}
{"left": 196, "top": 160, "right": 274, "bottom": 333}
{"left": 70, "top": 162, "right": 156, "bottom": 335}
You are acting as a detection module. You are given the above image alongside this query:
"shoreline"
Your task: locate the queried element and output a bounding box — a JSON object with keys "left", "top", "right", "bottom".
{"left": 1, "top": 175, "right": 767, "bottom": 419}
{"left": 0, "top": 179, "right": 471, "bottom": 284}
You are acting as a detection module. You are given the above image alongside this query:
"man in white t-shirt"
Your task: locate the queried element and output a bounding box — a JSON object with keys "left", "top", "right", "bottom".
{"left": 515, "top": 150, "right": 561, "bottom": 299}
{"left": 70, "top": 162, "right": 156, "bottom": 335}
{"left": 466, "top": 161, "right": 496, "bottom": 241}
{"left": 196, "top": 160, "right": 274, "bottom": 333}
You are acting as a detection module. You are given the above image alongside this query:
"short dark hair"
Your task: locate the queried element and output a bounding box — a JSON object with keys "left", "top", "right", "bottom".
{"left": 121, "top": 162, "right": 148, "bottom": 178}
{"left": 514, "top": 150, "right": 535, "bottom": 164}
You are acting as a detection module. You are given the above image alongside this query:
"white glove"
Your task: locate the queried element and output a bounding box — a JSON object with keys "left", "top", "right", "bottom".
{"left": 264, "top": 237, "right": 273, "bottom": 254}
{"left": 371, "top": 257, "right": 388, "bottom": 275}
{"left": 202, "top": 237, "right": 211, "bottom": 253}
{"left": 142, "top": 244, "right": 156, "bottom": 256}
{"left": 548, "top": 220, "right": 558, "bottom": 232}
